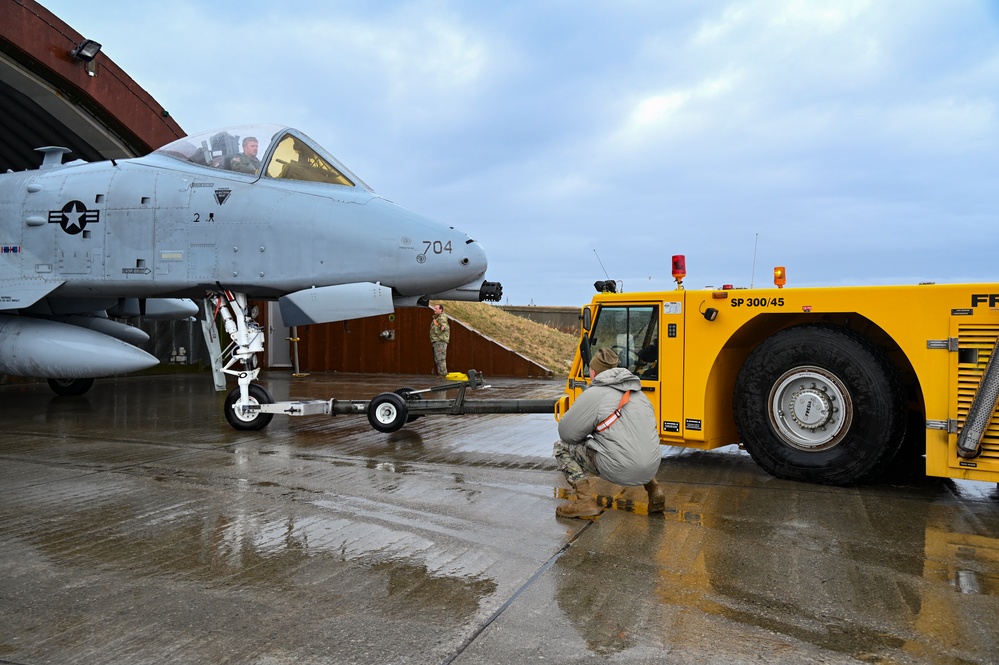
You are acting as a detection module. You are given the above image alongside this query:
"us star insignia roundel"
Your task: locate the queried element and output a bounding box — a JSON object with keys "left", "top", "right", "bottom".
{"left": 48, "top": 201, "right": 100, "bottom": 235}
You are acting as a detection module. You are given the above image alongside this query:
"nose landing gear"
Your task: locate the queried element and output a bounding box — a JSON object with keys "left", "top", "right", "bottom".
{"left": 202, "top": 290, "right": 274, "bottom": 431}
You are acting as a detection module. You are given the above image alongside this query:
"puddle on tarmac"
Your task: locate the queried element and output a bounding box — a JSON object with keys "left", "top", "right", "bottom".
{"left": 547, "top": 474, "right": 999, "bottom": 662}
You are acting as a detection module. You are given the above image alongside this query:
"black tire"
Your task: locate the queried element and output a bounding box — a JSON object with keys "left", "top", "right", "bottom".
{"left": 734, "top": 325, "right": 904, "bottom": 485}
{"left": 224, "top": 383, "right": 275, "bottom": 431}
{"left": 394, "top": 387, "right": 423, "bottom": 423}
{"left": 47, "top": 378, "right": 95, "bottom": 396}
{"left": 367, "top": 392, "right": 409, "bottom": 433}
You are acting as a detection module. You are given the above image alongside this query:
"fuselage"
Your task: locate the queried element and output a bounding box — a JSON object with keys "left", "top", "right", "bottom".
{"left": 0, "top": 124, "right": 500, "bottom": 381}
{"left": 0, "top": 125, "right": 491, "bottom": 306}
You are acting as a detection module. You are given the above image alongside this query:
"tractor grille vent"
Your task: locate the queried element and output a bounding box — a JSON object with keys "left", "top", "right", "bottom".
{"left": 957, "top": 324, "right": 999, "bottom": 460}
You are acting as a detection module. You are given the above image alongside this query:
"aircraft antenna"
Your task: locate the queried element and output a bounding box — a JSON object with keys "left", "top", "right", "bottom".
{"left": 750, "top": 233, "right": 759, "bottom": 289}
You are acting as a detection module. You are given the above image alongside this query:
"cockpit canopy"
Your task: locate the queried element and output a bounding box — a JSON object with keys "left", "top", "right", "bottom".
{"left": 154, "top": 124, "right": 370, "bottom": 190}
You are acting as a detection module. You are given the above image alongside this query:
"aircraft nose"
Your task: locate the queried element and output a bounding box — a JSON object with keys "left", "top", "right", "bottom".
{"left": 461, "top": 237, "right": 488, "bottom": 273}
{"left": 421, "top": 233, "right": 503, "bottom": 303}
{"left": 361, "top": 197, "right": 501, "bottom": 300}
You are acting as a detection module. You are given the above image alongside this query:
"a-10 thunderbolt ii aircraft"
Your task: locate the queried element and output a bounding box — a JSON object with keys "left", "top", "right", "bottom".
{"left": 0, "top": 124, "right": 501, "bottom": 425}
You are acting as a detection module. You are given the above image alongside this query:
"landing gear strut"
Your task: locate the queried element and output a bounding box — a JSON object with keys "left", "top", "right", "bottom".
{"left": 203, "top": 290, "right": 274, "bottom": 431}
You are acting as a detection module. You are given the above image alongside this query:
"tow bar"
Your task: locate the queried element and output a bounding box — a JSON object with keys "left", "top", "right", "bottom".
{"left": 242, "top": 370, "right": 559, "bottom": 433}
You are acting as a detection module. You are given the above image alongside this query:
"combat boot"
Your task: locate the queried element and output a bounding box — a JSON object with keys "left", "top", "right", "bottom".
{"left": 556, "top": 478, "right": 602, "bottom": 519}
{"left": 644, "top": 478, "right": 665, "bottom": 514}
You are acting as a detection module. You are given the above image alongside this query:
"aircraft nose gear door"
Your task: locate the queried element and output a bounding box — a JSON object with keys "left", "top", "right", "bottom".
{"left": 203, "top": 290, "right": 275, "bottom": 430}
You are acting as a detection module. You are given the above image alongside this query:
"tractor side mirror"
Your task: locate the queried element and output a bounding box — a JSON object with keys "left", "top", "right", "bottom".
{"left": 580, "top": 336, "right": 592, "bottom": 369}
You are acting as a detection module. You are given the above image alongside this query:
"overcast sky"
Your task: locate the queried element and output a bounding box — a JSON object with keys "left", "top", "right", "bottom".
{"left": 40, "top": 0, "right": 999, "bottom": 306}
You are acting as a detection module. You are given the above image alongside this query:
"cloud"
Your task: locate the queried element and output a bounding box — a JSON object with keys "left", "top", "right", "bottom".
{"left": 38, "top": 0, "right": 999, "bottom": 304}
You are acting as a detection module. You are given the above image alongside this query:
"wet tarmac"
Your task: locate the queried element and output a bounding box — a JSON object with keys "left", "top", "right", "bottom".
{"left": 2, "top": 371, "right": 999, "bottom": 665}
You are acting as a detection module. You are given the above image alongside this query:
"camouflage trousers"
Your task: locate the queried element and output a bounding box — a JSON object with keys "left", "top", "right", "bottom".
{"left": 432, "top": 341, "right": 448, "bottom": 376}
{"left": 553, "top": 439, "right": 600, "bottom": 485}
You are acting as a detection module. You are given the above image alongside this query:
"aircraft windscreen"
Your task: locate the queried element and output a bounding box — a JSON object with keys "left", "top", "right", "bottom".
{"left": 265, "top": 134, "right": 354, "bottom": 186}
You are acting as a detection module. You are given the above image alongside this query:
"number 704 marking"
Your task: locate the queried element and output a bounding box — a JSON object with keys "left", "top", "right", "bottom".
{"left": 422, "top": 240, "right": 453, "bottom": 255}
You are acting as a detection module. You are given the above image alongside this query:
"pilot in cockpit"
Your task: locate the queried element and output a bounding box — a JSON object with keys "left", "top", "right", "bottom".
{"left": 229, "top": 136, "right": 260, "bottom": 175}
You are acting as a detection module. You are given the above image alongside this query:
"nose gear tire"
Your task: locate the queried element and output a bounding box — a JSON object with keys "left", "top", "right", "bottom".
{"left": 224, "top": 383, "right": 275, "bottom": 431}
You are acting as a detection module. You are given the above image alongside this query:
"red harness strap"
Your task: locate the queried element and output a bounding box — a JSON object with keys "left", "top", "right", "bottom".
{"left": 595, "top": 390, "right": 631, "bottom": 433}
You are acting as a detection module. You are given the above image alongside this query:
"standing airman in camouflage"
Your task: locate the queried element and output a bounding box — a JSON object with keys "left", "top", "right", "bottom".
{"left": 430, "top": 303, "right": 450, "bottom": 377}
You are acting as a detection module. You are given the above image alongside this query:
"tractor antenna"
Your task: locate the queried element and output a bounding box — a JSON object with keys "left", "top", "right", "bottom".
{"left": 593, "top": 249, "right": 611, "bottom": 279}
{"left": 750, "top": 233, "right": 759, "bottom": 289}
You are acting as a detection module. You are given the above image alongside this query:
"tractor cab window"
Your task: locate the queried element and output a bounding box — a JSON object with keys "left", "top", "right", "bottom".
{"left": 265, "top": 133, "right": 354, "bottom": 186}
{"left": 587, "top": 305, "right": 659, "bottom": 380}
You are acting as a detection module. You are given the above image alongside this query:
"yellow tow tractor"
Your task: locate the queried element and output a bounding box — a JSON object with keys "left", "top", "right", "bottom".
{"left": 556, "top": 256, "right": 999, "bottom": 485}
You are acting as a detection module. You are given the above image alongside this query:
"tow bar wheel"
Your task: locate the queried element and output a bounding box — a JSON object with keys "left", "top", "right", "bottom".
{"left": 367, "top": 392, "right": 409, "bottom": 433}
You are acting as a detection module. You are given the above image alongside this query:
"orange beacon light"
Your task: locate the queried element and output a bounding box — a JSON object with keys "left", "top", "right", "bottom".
{"left": 774, "top": 266, "right": 786, "bottom": 288}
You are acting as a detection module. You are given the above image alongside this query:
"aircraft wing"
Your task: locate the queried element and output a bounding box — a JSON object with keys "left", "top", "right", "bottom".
{"left": 0, "top": 278, "right": 64, "bottom": 311}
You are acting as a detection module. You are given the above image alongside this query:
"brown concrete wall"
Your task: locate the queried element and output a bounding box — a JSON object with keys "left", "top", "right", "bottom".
{"left": 278, "top": 307, "right": 552, "bottom": 378}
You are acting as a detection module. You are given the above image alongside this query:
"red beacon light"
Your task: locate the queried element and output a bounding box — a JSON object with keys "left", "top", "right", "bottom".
{"left": 774, "top": 266, "right": 786, "bottom": 289}
{"left": 672, "top": 254, "right": 686, "bottom": 289}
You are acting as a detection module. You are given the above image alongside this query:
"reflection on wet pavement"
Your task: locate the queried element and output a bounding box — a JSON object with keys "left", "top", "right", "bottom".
{"left": 2, "top": 372, "right": 998, "bottom": 664}
{"left": 533, "top": 461, "right": 999, "bottom": 663}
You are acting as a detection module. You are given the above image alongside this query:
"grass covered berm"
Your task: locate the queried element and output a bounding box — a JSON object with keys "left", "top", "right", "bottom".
{"left": 441, "top": 301, "right": 577, "bottom": 376}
